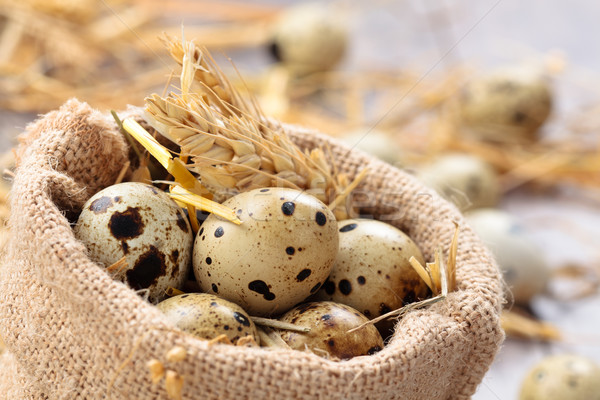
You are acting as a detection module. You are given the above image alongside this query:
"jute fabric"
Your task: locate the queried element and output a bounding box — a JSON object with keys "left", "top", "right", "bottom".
{"left": 0, "top": 99, "right": 504, "bottom": 399}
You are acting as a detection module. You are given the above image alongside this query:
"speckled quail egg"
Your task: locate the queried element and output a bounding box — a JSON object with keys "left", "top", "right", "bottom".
{"left": 519, "top": 354, "right": 600, "bottom": 400}
{"left": 457, "top": 67, "right": 553, "bottom": 143}
{"left": 417, "top": 153, "right": 500, "bottom": 211}
{"left": 314, "top": 219, "right": 429, "bottom": 329}
{"left": 269, "top": 2, "right": 348, "bottom": 75}
{"left": 341, "top": 129, "right": 403, "bottom": 167}
{"left": 278, "top": 301, "right": 383, "bottom": 360}
{"left": 74, "top": 182, "right": 193, "bottom": 303}
{"left": 193, "top": 187, "right": 338, "bottom": 317}
{"left": 465, "top": 208, "right": 550, "bottom": 305}
{"left": 157, "top": 293, "right": 259, "bottom": 344}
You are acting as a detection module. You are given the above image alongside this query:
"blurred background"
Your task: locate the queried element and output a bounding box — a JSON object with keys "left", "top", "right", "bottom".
{"left": 1, "top": 0, "right": 600, "bottom": 398}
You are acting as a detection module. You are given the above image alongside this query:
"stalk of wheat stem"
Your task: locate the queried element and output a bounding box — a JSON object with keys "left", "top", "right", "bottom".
{"left": 143, "top": 34, "right": 363, "bottom": 217}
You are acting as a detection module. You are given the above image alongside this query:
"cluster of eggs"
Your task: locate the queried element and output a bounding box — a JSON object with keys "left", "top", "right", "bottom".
{"left": 74, "top": 182, "right": 427, "bottom": 359}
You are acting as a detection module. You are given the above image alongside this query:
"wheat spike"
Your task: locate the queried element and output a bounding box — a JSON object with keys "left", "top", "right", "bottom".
{"left": 160, "top": 33, "right": 251, "bottom": 117}
{"left": 143, "top": 35, "right": 363, "bottom": 212}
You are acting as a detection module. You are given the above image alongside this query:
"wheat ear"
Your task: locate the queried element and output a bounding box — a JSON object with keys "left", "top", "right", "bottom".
{"left": 144, "top": 35, "right": 365, "bottom": 214}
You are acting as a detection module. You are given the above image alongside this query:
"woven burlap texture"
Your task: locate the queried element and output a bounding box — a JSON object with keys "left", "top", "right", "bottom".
{"left": 0, "top": 99, "right": 504, "bottom": 400}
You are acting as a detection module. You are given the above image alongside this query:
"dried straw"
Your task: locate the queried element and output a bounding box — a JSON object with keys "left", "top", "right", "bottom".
{"left": 0, "top": 1, "right": 279, "bottom": 112}
{"left": 500, "top": 310, "right": 561, "bottom": 342}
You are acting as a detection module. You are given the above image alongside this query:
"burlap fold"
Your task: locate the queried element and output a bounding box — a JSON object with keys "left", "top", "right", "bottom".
{"left": 0, "top": 99, "right": 504, "bottom": 399}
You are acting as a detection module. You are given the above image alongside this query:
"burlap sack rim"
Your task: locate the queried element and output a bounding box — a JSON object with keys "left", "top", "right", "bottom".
{"left": 0, "top": 99, "right": 505, "bottom": 399}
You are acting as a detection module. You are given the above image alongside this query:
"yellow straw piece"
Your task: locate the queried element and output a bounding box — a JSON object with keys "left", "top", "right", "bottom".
{"left": 122, "top": 118, "right": 209, "bottom": 197}
{"left": 122, "top": 118, "right": 239, "bottom": 224}
{"left": 170, "top": 186, "right": 242, "bottom": 225}
{"left": 165, "top": 287, "right": 186, "bottom": 297}
{"left": 186, "top": 204, "right": 200, "bottom": 233}
{"left": 429, "top": 248, "right": 443, "bottom": 294}
{"left": 447, "top": 222, "right": 459, "bottom": 292}
{"left": 409, "top": 256, "right": 435, "bottom": 292}
{"left": 123, "top": 118, "right": 171, "bottom": 166}
{"left": 328, "top": 167, "right": 369, "bottom": 211}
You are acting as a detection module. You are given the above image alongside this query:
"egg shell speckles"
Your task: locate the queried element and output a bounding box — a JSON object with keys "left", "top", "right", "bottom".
{"left": 74, "top": 182, "right": 193, "bottom": 303}
{"left": 519, "top": 354, "right": 600, "bottom": 400}
{"left": 313, "top": 219, "right": 429, "bottom": 323}
{"left": 157, "top": 293, "right": 259, "bottom": 344}
{"left": 193, "top": 188, "right": 339, "bottom": 317}
{"left": 278, "top": 301, "right": 383, "bottom": 360}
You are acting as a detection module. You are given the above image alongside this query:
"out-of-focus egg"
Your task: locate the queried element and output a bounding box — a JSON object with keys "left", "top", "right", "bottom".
{"left": 269, "top": 2, "right": 348, "bottom": 75}
{"left": 341, "top": 129, "right": 403, "bottom": 167}
{"left": 417, "top": 153, "right": 500, "bottom": 211}
{"left": 457, "top": 67, "right": 553, "bottom": 143}
{"left": 465, "top": 208, "right": 550, "bottom": 305}
{"left": 520, "top": 354, "right": 600, "bottom": 400}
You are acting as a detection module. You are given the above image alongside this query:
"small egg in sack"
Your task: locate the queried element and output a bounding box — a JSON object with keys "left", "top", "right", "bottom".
{"left": 519, "top": 354, "right": 600, "bottom": 400}
{"left": 314, "top": 219, "right": 429, "bottom": 328}
{"left": 417, "top": 153, "right": 500, "bottom": 211}
{"left": 278, "top": 301, "right": 383, "bottom": 360}
{"left": 157, "top": 293, "right": 259, "bottom": 344}
{"left": 74, "top": 182, "right": 193, "bottom": 303}
{"left": 193, "top": 188, "right": 338, "bottom": 317}
{"left": 457, "top": 66, "right": 552, "bottom": 143}
{"left": 465, "top": 208, "right": 549, "bottom": 305}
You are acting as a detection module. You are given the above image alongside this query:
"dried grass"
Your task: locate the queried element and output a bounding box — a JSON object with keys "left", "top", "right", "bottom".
{"left": 0, "top": 0, "right": 279, "bottom": 112}
{"left": 500, "top": 310, "right": 561, "bottom": 342}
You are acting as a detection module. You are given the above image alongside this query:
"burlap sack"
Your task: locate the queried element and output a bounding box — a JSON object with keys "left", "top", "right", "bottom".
{"left": 0, "top": 99, "right": 504, "bottom": 399}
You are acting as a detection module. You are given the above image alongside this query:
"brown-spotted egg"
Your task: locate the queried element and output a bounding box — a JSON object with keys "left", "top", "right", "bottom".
{"left": 269, "top": 2, "right": 347, "bottom": 75}
{"left": 157, "top": 293, "right": 259, "bottom": 344}
{"left": 278, "top": 301, "right": 383, "bottom": 360}
{"left": 417, "top": 153, "right": 500, "bottom": 211}
{"left": 193, "top": 187, "right": 338, "bottom": 317}
{"left": 519, "top": 354, "right": 600, "bottom": 400}
{"left": 314, "top": 219, "right": 429, "bottom": 329}
{"left": 458, "top": 67, "right": 552, "bottom": 143}
{"left": 74, "top": 182, "right": 193, "bottom": 303}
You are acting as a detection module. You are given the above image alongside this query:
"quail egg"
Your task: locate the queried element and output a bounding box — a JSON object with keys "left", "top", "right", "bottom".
{"left": 193, "top": 187, "right": 338, "bottom": 317}
{"left": 465, "top": 208, "right": 550, "bottom": 305}
{"left": 74, "top": 182, "right": 193, "bottom": 303}
{"left": 157, "top": 293, "right": 259, "bottom": 344}
{"left": 417, "top": 153, "right": 500, "bottom": 211}
{"left": 278, "top": 301, "right": 383, "bottom": 360}
{"left": 269, "top": 2, "right": 347, "bottom": 75}
{"left": 519, "top": 354, "right": 600, "bottom": 400}
{"left": 314, "top": 219, "right": 429, "bottom": 329}
{"left": 457, "top": 67, "right": 552, "bottom": 143}
{"left": 341, "top": 129, "right": 403, "bottom": 167}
